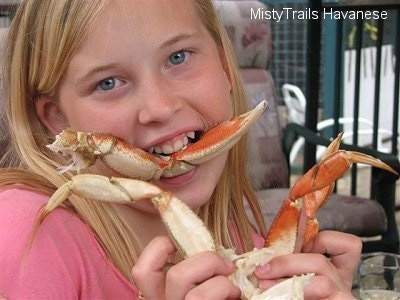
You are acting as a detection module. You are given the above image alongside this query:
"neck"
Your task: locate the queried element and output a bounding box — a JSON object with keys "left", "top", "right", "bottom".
{"left": 116, "top": 203, "right": 169, "bottom": 251}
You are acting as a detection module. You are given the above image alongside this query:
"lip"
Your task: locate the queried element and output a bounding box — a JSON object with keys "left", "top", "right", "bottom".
{"left": 157, "top": 167, "right": 197, "bottom": 187}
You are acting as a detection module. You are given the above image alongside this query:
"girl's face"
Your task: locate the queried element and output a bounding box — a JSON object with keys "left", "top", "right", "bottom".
{"left": 45, "top": 0, "right": 233, "bottom": 210}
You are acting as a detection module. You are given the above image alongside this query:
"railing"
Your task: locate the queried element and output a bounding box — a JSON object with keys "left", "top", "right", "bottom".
{"left": 304, "top": 0, "right": 400, "bottom": 195}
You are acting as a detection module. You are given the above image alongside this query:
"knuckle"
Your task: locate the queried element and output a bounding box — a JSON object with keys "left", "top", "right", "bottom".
{"left": 165, "top": 266, "right": 183, "bottom": 284}
{"left": 350, "top": 235, "right": 362, "bottom": 253}
{"left": 312, "top": 252, "right": 333, "bottom": 269}
{"left": 306, "top": 276, "right": 336, "bottom": 299}
{"left": 131, "top": 264, "right": 146, "bottom": 281}
{"left": 317, "top": 276, "right": 335, "bottom": 292}
{"left": 185, "top": 276, "right": 236, "bottom": 300}
{"left": 152, "top": 235, "right": 175, "bottom": 250}
{"left": 185, "top": 291, "right": 205, "bottom": 300}
{"left": 193, "top": 251, "right": 227, "bottom": 271}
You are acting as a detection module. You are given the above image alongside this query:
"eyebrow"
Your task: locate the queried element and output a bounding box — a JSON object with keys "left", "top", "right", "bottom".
{"left": 78, "top": 63, "right": 119, "bottom": 85}
{"left": 159, "top": 32, "right": 200, "bottom": 50}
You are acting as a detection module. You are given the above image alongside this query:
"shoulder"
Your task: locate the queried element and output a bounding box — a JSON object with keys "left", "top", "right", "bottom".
{"left": 0, "top": 186, "right": 95, "bottom": 235}
{"left": 0, "top": 187, "right": 80, "bottom": 244}
{"left": 0, "top": 188, "right": 55, "bottom": 241}
{"left": 0, "top": 186, "right": 49, "bottom": 210}
{"left": 0, "top": 187, "right": 136, "bottom": 298}
{"left": 0, "top": 187, "right": 86, "bottom": 297}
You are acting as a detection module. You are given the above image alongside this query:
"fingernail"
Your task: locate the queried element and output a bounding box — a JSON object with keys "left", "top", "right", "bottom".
{"left": 255, "top": 263, "right": 270, "bottom": 276}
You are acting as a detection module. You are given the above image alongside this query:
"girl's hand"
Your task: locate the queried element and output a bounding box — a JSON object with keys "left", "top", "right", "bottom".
{"left": 131, "top": 236, "right": 241, "bottom": 299}
{"left": 254, "top": 231, "right": 361, "bottom": 300}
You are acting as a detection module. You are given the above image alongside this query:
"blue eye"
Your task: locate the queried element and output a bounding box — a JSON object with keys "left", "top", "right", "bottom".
{"left": 169, "top": 50, "right": 187, "bottom": 65}
{"left": 98, "top": 77, "right": 117, "bottom": 91}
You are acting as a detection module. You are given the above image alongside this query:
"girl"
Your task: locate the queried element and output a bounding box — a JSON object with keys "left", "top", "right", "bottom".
{"left": 0, "top": 0, "right": 359, "bottom": 299}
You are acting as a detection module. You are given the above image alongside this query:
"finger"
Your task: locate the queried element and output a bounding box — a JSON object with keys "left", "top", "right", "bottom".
{"left": 303, "top": 274, "right": 344, "bottom": 300}
{"left": 328, "top": 291, "right": 357, "bottom": 300}
{"left": 255, "top": 252, "right": 347, "bottom": 292}
{"left": 165, "top": 251, "right": 235, "bottom": 299}
{"left": 302, "top": 230, "right": 362, "bottom": 288}
{"left": 303, "top": 275, "right": 356, "bottom": 300}
{"left": 257, "top": 274, "right": 353, "bottom": 300}
{"left": 255, "top": 253, "right": 335, "bottom": 279}
{"left": 255, "top": 252, "right": 356, "bottom": 299}
{"left": 185, "top": 275, "right": 241, "bottom": 300}
{"left": 131, "top": 236, "right": 176, "bottom": 299}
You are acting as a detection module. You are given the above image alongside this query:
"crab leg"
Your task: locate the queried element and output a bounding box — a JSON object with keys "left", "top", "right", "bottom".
{"left": 265, "top": 134, "right": 398, "bottom": 253}
{"left": 47, "top": 100, "right": 267, "bottom": 181}
{"left": 40, "top": 174, "right": 215, "bottom": 257}
{"left": 47, "top": 129, "right": 169, "bottom": 180}
{"left": 41, "top": 173, "right": 311, "bottom": 299}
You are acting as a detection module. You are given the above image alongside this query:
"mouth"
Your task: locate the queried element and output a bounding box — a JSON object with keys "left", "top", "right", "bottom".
{"left": 147, "top": 131, "right": 202, "bottom": 159}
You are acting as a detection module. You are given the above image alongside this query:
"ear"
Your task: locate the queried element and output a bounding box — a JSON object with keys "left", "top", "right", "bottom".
{"left": 35, "top": 96, "right": 69, "bottom": 135}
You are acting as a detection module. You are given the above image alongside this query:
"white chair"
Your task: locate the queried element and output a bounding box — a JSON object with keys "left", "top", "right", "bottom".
{"left": 281, "top": 83, "right": 393, "bottom": 165}
{"left": 281, "top": 83, "right": 306, "bottom": 125}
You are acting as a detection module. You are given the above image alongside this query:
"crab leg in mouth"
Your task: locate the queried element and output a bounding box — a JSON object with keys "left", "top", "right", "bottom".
{"left": 163, "top": 100, "right": 267, "bottom": 177}
{"left": 47, "top": 100, "right": 268, "bottom": 180}
{"left": 171, "top": 100, "right": 267, "bottom": 164}
{"left": 47, "top": 129, "right": 170, "bottom": 180}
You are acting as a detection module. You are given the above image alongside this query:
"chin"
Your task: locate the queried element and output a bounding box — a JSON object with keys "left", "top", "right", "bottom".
{"left": 158, "top": 164, "right": 221, "bottom": 210}
{"left": 161, "top": 181, "right": 211, "bottom": 210}
{"left": 175, "top": 193, "right": 210, "bottom": 210}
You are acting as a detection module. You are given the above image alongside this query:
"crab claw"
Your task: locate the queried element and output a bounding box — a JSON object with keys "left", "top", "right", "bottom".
{"left": 47, "top": 129, "right": 169, "bottom": 180}
{"left": 290, "top": 148, "right": 397, "bottom": 201}
{"left": 163, "top": 100, "right": 268, "bottom": 177}
{"left": 265, "top": 133, "right": 398, "bottom": 253}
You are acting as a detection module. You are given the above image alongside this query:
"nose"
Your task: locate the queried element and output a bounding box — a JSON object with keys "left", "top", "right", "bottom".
{"left": 137, "top": 77, "right": 182, "bottom": 124}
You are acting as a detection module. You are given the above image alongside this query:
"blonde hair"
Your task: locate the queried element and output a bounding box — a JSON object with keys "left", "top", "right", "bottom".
{"left": 0, "top": 0, "right": 267, "bottom": 282}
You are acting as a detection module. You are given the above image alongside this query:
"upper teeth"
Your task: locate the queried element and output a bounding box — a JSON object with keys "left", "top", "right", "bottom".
{"left": 149, "top": 131, "right": 196, "bottom": 155}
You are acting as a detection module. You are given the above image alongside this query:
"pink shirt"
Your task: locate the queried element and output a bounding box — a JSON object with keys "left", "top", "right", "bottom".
{"left": 0, "top": 188, "right": 138, "bottom": 299}
{"left": 0, "top": 188, "right": 265, "bottom": 299}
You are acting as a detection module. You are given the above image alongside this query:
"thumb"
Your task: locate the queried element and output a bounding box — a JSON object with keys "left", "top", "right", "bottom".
{"left": 132, "top": 236, "right": 176, "bottom": 299}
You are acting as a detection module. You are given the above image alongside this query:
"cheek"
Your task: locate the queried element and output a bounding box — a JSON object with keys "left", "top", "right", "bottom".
{"left": 58, "top": 97, "right": 129, "bottom": 135}
{"left": 192, "top": 70, "right": 233, "bottom": 122}
{"left": 57, "top": 84, "right": 118, "bottom": 133}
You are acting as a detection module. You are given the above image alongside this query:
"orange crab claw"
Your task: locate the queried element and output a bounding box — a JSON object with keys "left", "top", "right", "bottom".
{"left": 265, "top": 134, "right": 398, "bottom": 253}
{"left": 161, "top": 100, "right": 267, "bottom": 178}
{"left": 170, "top": 100, "right": 267, "bottom": 165}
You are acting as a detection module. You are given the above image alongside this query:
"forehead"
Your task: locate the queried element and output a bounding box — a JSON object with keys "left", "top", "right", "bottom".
{"left": 94, "top": 0, "right": 205, "bottom": 40}
{"left": 64, "top": 0, "right": 218, "bottom": 85}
